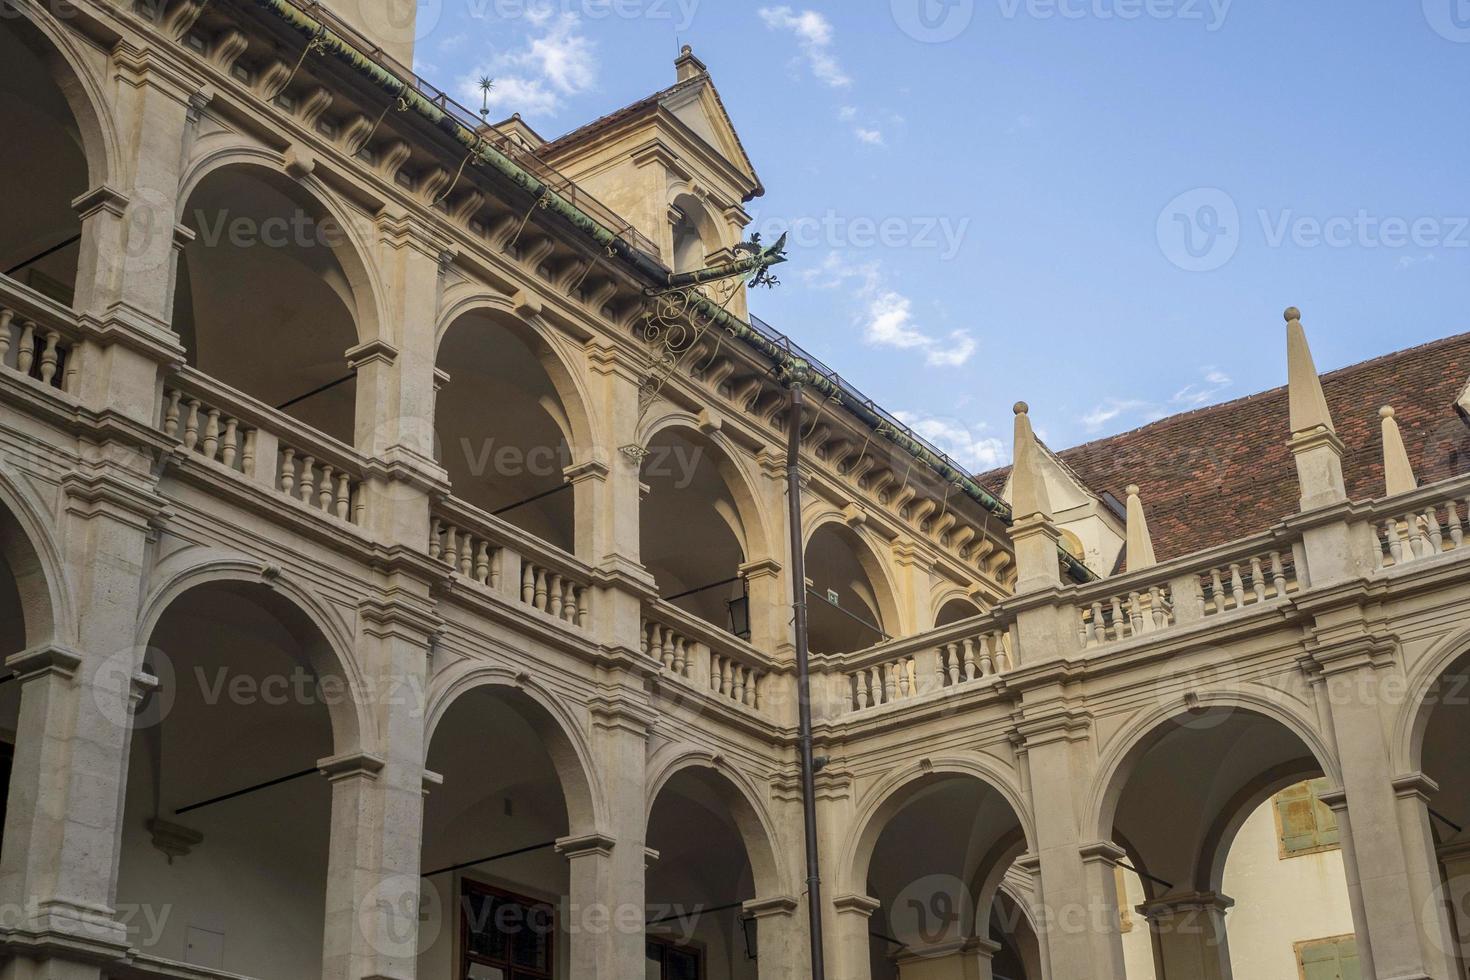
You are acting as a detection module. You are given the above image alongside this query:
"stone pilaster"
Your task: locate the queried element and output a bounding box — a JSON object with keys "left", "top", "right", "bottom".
{"left": 1016, "top": 698, "right": 1128, "bottom": 980}
{"left": 556, "top": 691, "right": 652, "bottom": 978}
{"left": 0, "top": 468, "right": 167, "bottom": 980}
{"left": 742, "top": 895, "right": 803, "bottom": 980}
{"left": 1308, "top": 623, "right": 1460, "bottom": 980}
{"left": 1136, "top": 891, "right": 1234, "bottom": 980}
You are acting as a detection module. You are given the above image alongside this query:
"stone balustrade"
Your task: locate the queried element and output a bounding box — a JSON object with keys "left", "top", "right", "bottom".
{"left": 641, "top": 599, "right": 771, "bottom": 714}
{"left": 839, "top": 610, "right": 1015, "bottom": 714}
{"left": 430, "top": 497, "right": 591, "bottom": 630}
{"left": 162, "top": 367, "right": 368, "bottom": 527}
{"left": 1367, "top": 475, "right": 1470, "bottom": 569}
{"left": 0, "top": 283, "right": 79, "bottom": 394}
{"left": 164, "top": 386, "right": 255, "bottom": 473}
{"left": 1068, "top": 533, "right": 1302, "bottom": 652}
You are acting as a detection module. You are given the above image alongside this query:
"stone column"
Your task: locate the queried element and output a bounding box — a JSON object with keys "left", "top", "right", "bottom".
{"left": 1136, "top": 892, "right": 1234, "bottom": 980}
{"left": 739, "top": 557, "right": 788, "bottom": 660}
{"left": 831, "top": 894, "right": 882, "bottom": 980}
{"left": 1311, "top": 647, "right": 1460, "bottom": 979}
{"left": 1017, "top": 727, "right": 1128, "bottom": 980}
{"left": 355, "top": 211, "right": 455, "bottom": 551}
{"left": 895, "top": 937, "right": 1002, "bottom": 980}
{"left": 0, "top": 472, "right": 166, "bottom": 980}
{"left": 1435, "top": 840, "right": 1470, "bottom": 978}
{"left": 320, "top": 593, "right": 437, "bottom": 980}
{"left": 557, "top": 693, "right": 652, "bottom": 979}
{"left": 743, "top": 895, "right": 803, "bottom": 980}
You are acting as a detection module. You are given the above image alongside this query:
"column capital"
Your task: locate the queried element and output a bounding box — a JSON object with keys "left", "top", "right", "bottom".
{"left": 1078, "top": 840, "right": 1127, "bottom": 868}
{"left": 554, "top": 832, "right": 618, "bottom": 859}
{"left": 317, "top": 751, "right": 387, "bottom": 783}
{"left": 5, "top": 644, "right": 82, "bottom": 682}
{"left": 832, "top": 893, "right": 881, "bottom": 918}
{"left": 1136, "top": 890, "right": 1235, "bottom": 920}
{"left": 1392, "top": 771, "right": 1440, "bottom": 804}
{"left": 742, "top": 895, "right": 799, "bottom": 919}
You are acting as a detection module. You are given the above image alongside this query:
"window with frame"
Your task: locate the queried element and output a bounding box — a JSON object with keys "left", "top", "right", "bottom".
{"left": 645, "top": 937, "right": 702, "bottom": 980}
{"left": 459, "top": 880, "right": 554, "bottom": 980}
{"left": 1275, "top": 778, "right": 1341, "bottom": 857}
{"left": 1296, "top": 935, "right": 1360, "bottom": 980}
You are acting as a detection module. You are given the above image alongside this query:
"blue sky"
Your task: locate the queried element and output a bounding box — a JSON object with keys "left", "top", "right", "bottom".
{"left": 411, "top": 0, "right": 1470, "bottom": 471}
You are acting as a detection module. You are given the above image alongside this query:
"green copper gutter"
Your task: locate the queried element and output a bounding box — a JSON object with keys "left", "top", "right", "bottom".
{"left": 248, "top": 0, "right": 1093, "bottom": 584}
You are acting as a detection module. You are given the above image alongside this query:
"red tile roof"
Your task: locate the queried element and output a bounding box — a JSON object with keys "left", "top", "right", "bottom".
{"left": 982, "top": 332, "right": 1470, "bottom": 562}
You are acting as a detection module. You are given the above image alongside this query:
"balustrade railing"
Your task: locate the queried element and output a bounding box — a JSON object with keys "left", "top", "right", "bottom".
{"left": 1365, "top": 474, "right": 1470, "bottom": 570}
{"left": 839, "top": 612, "right": 1015, "bottom": 714}
{"left": 641, "top": 600, "right": 771, "bottom": 714}
{"left": 430, "top": 497, "right": 591, "bottom": 630}
{"left": 1072, "top": 535, "right": 1301, "bottom": 650}
{"left": 0, "top": 280, "right": 80, "bottom": 394}
{"left": 162, "top": 368, "right": 367, "bottom": 527}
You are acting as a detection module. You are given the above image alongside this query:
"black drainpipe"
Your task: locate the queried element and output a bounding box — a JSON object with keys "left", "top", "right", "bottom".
{"left": 786, "top": 380, "right": 827, "bottom": 979}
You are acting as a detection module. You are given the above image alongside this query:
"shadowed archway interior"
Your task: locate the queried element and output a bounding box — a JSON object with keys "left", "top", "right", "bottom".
{"left": 435, "top": 314, "right": 577, "bottom": 554}
{"left": 172, "top": 167, "right": 362, "bottom": 445}
{"left": 0, "top": 18, "right": 89, "bottom": 305}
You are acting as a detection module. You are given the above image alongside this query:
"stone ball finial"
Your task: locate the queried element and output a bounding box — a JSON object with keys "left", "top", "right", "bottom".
{"left": 1126, "top": 484, "right": 1140, "bottom": 497}
{"left": 1014, "top": 401, "right": 1029, "bottom": 416}
{"left": 681, "top": 44, "right": 693, "bottom": 56}
{"left": 1380, "top": 406, "right": 1395, "bottom": 419}
{"left": 1284, "top": 306, "right": 1301, "bottom": 323}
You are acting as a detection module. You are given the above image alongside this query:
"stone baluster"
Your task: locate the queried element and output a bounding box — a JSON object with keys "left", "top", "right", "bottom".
{"left": 280, "top": 448, "right": 297, "bottom": 494}
{"left": 162, "top": 388, "right": 181, "bottom": 437}
{"left": 1270, "top": 551, "right": 1287, "bottom": 596}
{"left": 443, "top": 526, "right": 461, "bottom": 570}
{"left": 200, "top": 408, "right": 220, "bottom": 460}
{"left": 314, "top": 464, "right": 333, "bottom": 512}
{"left": 298, "top": 456, "right": 317, "bottom": 503}
{"left": 1149, "top": 586, "right": 1168, "bottom": 629}
{"left": 15, "top": 320, "right": 34, "bottom": 375}
{"left": 182, "top": 399, "right": 201, "bottom": 451}
{"left": 1229, "top": 562, "right": 1246, "bottom": 607}
{"left": 336, "top": 473, "right": 352, "bottom": 520}
{"left": 39, "top": 331, "right": 60, "bottom": 385}
{"left": 0, "top": 310, "right": 11, "bottom": 364}
{"left": 961, "top": 638, "right": 977, "bottom": 680}
{"left": 1208, "top": 567, "right": 1225, "bottom": 613}
{"left": 428, "top": 519, "right": 443, "bottom": 560}
{"left": 976, "top": 638, "right": 994, "bottom": 676}
{"left": 1250, "top": 556, "right": 1267, "bottom": 602}
{"left": 1427, "top": 506, "right": 1444, "bottom": 552}
{"left": 534, "top": 568, "right": 549, "bottom": 611}
{"left": 1383, "top": 519, "right": 1403, "bottom": 565}
{"left": 221, "top": 419, "right": 239, "bottom": 468}
{"left": 1448, "top": 500, "right": 1466, "bottom": 548}
{"left": 1128, "top": 593, "right": 1144, "bottom": 635}
{"left": 458, "top": 537, "right": 473, "bottom": 578}
{"left": 732, "top": 666, "right": 747, "bottom": 704}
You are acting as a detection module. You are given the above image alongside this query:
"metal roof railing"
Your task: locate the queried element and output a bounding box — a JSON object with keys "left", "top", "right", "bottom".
{"left": 747, "top": 314, "right": 981, "bottom": 484}
{"left": 273, "top": 0, "right": 662, "bottom": 259}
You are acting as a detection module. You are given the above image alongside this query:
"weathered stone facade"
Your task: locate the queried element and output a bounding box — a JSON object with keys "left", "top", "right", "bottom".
{"left": 0, "top": 3, "right": 1468, "bottom": 980}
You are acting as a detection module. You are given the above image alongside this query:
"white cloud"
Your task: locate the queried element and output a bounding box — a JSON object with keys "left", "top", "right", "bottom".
{"left": 896, "top": 412, "right": 1005, "bottom": 471}
{"left": 1080, "top": 399, "right": 1147, "bottom": 432}
{"left": 802, "top": 252, "right": 976, "bottom": 368}
{"left": 838, "top": 106, "right": 858, "bottom": 121}
{"left": 1080, "top": 367, "right": 1233, "bottom": 433}
{"left": 758, "top": 7, "right": 851, "bottom": 88}
{"left": 926, "top": 332, "right": 976, "bottom": 368}
{"left": 854, "top": 127, "right": 885, "bottom": 146}
{"left": 865, "top": 291, "right": 930, "bottom": 349}
{"left": 1171, "top": 366, "right": 1232, "bottom": 406}
{"left": 457, "top": 7, "right": 597, "bottom": 119}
